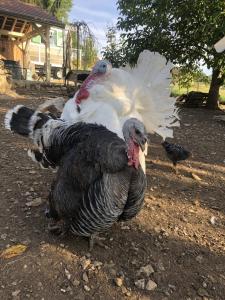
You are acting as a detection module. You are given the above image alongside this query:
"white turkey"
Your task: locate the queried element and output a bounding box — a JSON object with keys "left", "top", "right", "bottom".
{"left": 5, "top": 105, "right": 147, "bottom": 249}
{"left": 61, "top": 50, "right": 179, "bottom": 173}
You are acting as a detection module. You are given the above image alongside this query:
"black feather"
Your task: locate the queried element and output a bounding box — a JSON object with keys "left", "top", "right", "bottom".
{"left": 5, "top": 105, "right": 147, "bottom": 238}
{"left": 9, "top": 106, "right": 35, "bottom": 136}
{"left": 162, "top": 141, "right": 191, "bottom": 166}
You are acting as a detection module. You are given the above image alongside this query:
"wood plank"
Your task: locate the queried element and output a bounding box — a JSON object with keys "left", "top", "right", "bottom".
{"left": 0, "top": 28, "right": 24, "bottom": 37}
{"left": 20, "top": 21, "right": 27, "bottom": 33}
{"left": 11, "top": 18, "right": 17, "bottom": 31}
{"left": 45, "top": 25, "right": 51, "bottom": 82}
{"left": 1, "top": 17, "right": 7, "bottom": 30}
{"left": 32, "top": 23, "right": 46, "bottom": 42}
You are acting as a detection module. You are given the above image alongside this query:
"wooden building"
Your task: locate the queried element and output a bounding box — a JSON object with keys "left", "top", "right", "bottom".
{"left": 0, "top": 0, "right": 64, "bottom": 81}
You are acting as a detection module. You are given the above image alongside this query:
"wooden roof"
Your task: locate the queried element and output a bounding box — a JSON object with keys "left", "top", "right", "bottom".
{"left": 0, "top": 0, "right": 64, "bottom": 28}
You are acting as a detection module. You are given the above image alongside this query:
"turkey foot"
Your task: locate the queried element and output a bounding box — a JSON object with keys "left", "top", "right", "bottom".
{"left": 172, "top": 163, "right": 178, "bottom": 174}
{"left": 48, "top": 220, "right": 69, "bottom": 237}
{"left": 89, "top": 234, "right": 107, "bottom": 251}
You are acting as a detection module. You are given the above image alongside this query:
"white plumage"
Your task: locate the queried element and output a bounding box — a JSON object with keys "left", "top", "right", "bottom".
{"left": 61, "top": 50, "right": 179, "bottom": 172}
{"left": 62, "top": 50, "right": 178, "bottom": 135}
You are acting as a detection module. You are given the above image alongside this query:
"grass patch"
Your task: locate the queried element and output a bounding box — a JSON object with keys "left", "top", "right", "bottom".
{"left": 171, "top": 83, "right": 225, "bottom": 103}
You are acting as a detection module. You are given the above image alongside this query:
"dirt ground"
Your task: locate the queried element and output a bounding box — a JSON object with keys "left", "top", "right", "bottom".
{"left": 0, "top": 87, "right": 225, "bottom": 300}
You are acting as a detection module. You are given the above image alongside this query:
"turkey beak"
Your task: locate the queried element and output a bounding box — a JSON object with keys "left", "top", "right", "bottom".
{"left": 138, "top": 135, "right": 148, "bottom": 152}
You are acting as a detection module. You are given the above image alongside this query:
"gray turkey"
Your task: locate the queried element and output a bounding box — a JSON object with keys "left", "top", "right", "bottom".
{"left": 5, "top": 105, "right": 147, "bottom": 249}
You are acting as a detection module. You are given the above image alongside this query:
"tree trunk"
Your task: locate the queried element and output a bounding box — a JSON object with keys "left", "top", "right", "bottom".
{"left": 206, "top": 68, "right": 221, "bottom": 109}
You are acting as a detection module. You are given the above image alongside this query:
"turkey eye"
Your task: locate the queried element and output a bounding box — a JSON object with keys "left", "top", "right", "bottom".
{"left": 135, "top": 129, "right": 141, "bottom": 135}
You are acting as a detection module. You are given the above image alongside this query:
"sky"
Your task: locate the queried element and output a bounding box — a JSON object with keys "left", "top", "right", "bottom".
{"left": 69, "top": 0, "right": 118, "bottom": 53}
{"left": 69, "top": 1, "right": 211, "bottom": 75}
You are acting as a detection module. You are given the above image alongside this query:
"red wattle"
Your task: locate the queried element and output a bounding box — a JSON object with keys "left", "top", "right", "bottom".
{"left": 127, "top": 140, "right": 140, "bottom": 169}
{"left": 75, "top": 73, "right": 100, "bottom": 104}
{"left": 76, "top": 89, "right": 90, "bottom": 104}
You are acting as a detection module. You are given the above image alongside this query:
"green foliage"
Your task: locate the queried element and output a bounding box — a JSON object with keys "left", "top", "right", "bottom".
{"left": 21, "top": 0, "right": 72, "bottom": 21}
{"left": 51, "top": 0, "right": 73, "bottom": 22}
{"left": 117, "top": 0, "right": 225, "bottom": 69}
{"left": 82, "top": 37, "right": 98, "bottom": 70}
{"left": 173, "top": 67, "right": 210, "bottom": 92}
{"left": 117, "top": 0, "right": 225, "bottom": 108}
{"left": 102, "top": 26, "right": 126, "bottom": 67}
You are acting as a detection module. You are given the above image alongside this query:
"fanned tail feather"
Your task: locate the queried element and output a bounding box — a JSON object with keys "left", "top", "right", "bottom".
{"left": 4, "top": 105, "right": 35, "bottom": 136}
{"left": 4, "top": 105, "right": 64, "bottom": 167}
{"left": 123, "top": 50, "right": 179, "bottom": 140}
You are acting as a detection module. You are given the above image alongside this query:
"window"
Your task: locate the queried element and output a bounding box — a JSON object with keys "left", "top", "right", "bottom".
{"left": 57, "top": 31, "right": 63, "bottom": 47}
{"left": 50, "top": 30, "right": 58, "bottom": 47}
{"left": 32, "top": 35, "right": 41, "bottom": 44}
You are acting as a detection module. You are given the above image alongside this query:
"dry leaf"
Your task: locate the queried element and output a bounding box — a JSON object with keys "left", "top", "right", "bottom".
{"left": 191, "top": 173, "right": 202, "bottom": 181}
{"left": 0, "top": 244, "right": 27, "bottom": 259}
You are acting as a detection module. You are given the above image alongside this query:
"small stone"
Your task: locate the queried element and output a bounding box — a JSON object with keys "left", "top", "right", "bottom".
{"left": 134, "top": 279, "right": 145, "bottom": 290}
{"left": 108, "top": 268, "right": 117, "bottom": 276}
{"left": 138, "top": 264, "right": 154, "bottom": 276}
{"left": 114, "top": 277, "right": 123, "bottom": 287}
{"left": 65, "top": 268, "right": 71, "bottom": 280}
{"left": 1, "top": 233, "right": 7, "bottom": 240}
{"left": 72, "top": 279, "right": 80, "bottom": 287}
{"left": 121, "top": 286, "right": 131, "bottom": 296}
{"left": 210, "top": 216, "right": 216, "bottom": 225}
{"left": 26, "top": 198, "right": 42, "bottom": 207}
{"left": 197, "top": 288, "right": 209, "bottom": 297}
{"left": 168, "top": 284, "right": 176, "bottom": 291}
{"left": 196, "top": 255, "right": 203, "bottom": 263}
{"left": 93, "top": 261, "right": 103, "bottom": 268}
{"left": 84, "top": 285, "right": 91, "bottom": 292}
{"left": 81, "top": 257, "right": 91, "bottom": 270}
{"left": 146, "top": 279, "right": 157, "bottom": 291}
{"left": 121, "top": 225, "right": 130, "bottom": 230}
{"left": 12, "top": 290, "right": 21, "bottom": 297}
{"left": 82, "top": 272, "right": 89, "bottom": 283}
{"left": 22, "top": 239, "right": 31, "bottom": 246}
{"left": 157, "top": 261, "right": 165, "bottom": 271}
{"left": 29, "top": 170, "right": 36, "bottom": 174}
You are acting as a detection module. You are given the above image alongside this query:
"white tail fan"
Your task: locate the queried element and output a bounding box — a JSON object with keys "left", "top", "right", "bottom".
{"left": 87, "top": 50, "right": 179, "bottom": 140}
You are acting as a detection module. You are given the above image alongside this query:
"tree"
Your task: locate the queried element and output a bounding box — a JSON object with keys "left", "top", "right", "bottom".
{"left": 117, "top": 0, "right": 225, "bottom": 109}
{"left": 102, "top": 26, "right": 126, "bottom": 67}
{"left": 82, "top": 37, "right": 98, "bottom": 70}
{"left": 21, "top": 0, "right": 72, "bottom": 21}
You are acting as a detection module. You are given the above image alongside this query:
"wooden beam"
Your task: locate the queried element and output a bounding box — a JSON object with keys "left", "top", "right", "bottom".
{"left": 20, "top": 20, "right": 27, "bottom": 33}
{"left": 1, "top": 16, "right": 7, "bottom": 29}
{"left": 0, "top": 29, "right": 24, "bottom": 37}
{"left": 45, "top": 25, "right": 51, "bottom": 82}
{"left": 11, "top": 18, "right": 17, "bottom": 31}
{"left": 15, "top": 43, "right": 23, "bottom": 52}
{"left": 15, "top": 26, "right": 45, "bottom": 44}
{"left": 32, "top": 23, "right": 47, "bottom": 42}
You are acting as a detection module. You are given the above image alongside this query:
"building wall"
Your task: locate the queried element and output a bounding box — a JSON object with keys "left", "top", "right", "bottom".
{"left": 0, "top": 39, "right": 23, "bottom": 63}
{"left": 28, "top": 43, "right": 64, "bottom": 67}
{"left": 28, "top": 27, "right": 64, "bottom": 68}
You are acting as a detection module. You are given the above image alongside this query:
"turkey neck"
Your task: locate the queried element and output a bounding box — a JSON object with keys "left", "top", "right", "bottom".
{"left": 75, "top": 73, "right": 106, "bottom": 105}
{"left": 126, "top": 138, "right": 140, "bottom": 169}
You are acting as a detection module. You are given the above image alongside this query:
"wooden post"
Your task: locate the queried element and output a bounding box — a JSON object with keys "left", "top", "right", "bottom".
{"left": 45, "top": 25, "right": 51, "bottom": 82}
{"left": 76, "top": 24, "right": 80, "bottom": 71}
